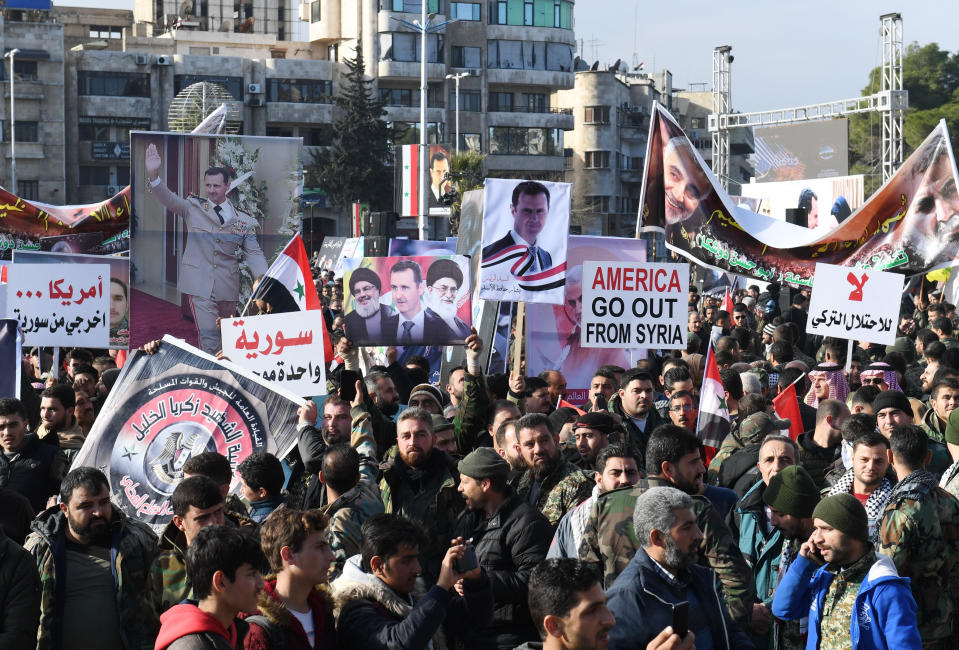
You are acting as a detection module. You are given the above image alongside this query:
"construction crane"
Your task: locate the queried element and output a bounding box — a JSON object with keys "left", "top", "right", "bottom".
{"left": 708, "top": 13, "right": 907, "bottom": 190}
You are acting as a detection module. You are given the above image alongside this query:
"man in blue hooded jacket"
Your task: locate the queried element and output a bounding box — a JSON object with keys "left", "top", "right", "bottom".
{"left": 772, "top": 493, "right": 922, "bottom": 650}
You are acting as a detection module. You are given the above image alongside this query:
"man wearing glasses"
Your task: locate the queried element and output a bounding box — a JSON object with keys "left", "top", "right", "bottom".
{"left": 667, "top": 390, "right": 699, "bottom": 432}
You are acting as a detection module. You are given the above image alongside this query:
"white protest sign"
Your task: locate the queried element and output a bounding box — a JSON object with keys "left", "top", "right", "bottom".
{"left": 581, "top": 261, "right": 688, "bottom": 349}
{"left": 220, "top": 310, "right": 327, "bottom": 396}
{"left": 6, "top": 263, "right": 110, "bottom": 347}
{"left": 806, "top": 262, "right": 904, "bottom": 345}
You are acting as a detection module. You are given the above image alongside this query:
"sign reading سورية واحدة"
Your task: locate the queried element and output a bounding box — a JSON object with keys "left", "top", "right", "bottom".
{"left": 581, "top": 261, "right": 688, "bottom": 349}
{"left": 805, "top": 262, "right": 904, "bottom": 346}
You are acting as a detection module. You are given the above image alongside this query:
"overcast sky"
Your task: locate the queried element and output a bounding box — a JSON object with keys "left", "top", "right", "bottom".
{"left": 58, "top": 0, "right": 959, "bottom": 113}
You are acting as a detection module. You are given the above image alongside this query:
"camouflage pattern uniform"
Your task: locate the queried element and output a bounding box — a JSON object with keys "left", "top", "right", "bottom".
{"left": 516, "top": 460, "right": 593, "bottom": 527}
{"left": 25, "top": 504, "right": 159, "bottom": 650}
{"left": 380, "top": 447, "right": 463, "bottom": 583}
{"left": 707, "top": 414, "right": 772, "bottom": 484}
{"left": 578, "top": 479, "right": 756, "bottom": 626}
{"left": 940, "top": 460, "right": 959, "bottom": 500}
{"left": 877, "top": 468, "right": 959, "bottom": 646}
{"left": 452, "top": 370, "right": 491, "bottom": 454}
{"left": 321, "top": 479, "right": 384, "bottom": 580}
{"left": 148, "top": 510, "right": 256, "bottom": 614}
{"left": 818, "top": 549, "right": 876, "bottom": 650}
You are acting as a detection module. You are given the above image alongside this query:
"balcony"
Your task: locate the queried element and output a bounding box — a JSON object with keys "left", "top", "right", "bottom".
{"left": 486, "top": 106, "right": 573, "bottom": 130}
{"left": 486, "top": 67, "right": 573, "bottom": 89}
{"left": 377, "top": 60, "right": 447, "bottom": 80}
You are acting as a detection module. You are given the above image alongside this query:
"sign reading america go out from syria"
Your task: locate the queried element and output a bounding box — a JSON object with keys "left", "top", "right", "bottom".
{"left": 581, "top": 261, "right": 688, "bottom": 349}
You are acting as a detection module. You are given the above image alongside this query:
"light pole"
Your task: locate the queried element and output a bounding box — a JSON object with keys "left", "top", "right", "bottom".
{"left": 4, "top": 48, "right": 19, "bottom": 193}
{"left": 445, "top": 70, "right": 474, "bottom": 155}
{"left": 391, "top": 9, "right": 454, "bottom": 240}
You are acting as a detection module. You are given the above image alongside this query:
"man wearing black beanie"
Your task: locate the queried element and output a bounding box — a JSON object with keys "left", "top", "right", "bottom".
{"left": 772, "top": 493, "right": 921, "bottom": 649}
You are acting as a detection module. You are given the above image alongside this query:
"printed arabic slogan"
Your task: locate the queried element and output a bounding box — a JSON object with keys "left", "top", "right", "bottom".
{"left": 71, "top": 336, "right": 303, "bottom": 532}
{"left": 6, "top": 263, "right": 110, "bottom": 348}
{"left": 0, "top": 186, "right": 130, "bottom": 255}
{"left": 639, "top": 102, "right": 959, "bottom": 286}
{"left": 806, "top": 262, "right": 905, "bottom": 346}
{"left": 221, "top": 310, "right": 328, "bottom": 397}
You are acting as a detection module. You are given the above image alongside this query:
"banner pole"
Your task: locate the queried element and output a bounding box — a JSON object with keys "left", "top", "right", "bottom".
{"left": 50, "top": 347, "right": 59, "bottom": 381}
{"left": 845, "top": 338, "right": 854, "bottom": 373}
{"left": 511, "top": 302, "right": 526, "bottom": 380}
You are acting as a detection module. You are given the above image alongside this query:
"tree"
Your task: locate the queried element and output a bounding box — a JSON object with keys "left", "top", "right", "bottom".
{"left": 447, "top": 150, "right": 486, "bottom": 235}
{"left": 311, "top": 46, "right": 394, "bottom": 213}
{"left": 849, "top": 42, "right": 959, "bottom": 196}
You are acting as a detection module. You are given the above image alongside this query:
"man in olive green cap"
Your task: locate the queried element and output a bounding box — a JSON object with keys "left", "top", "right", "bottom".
{"left": 773, "top": 493, "right": 921, "bottom": 650}
{"left": 762, "top": 464, "right": 819, "bottom": 650}
{"left": 452, "top": 447, "right": 553, "bottom": 649}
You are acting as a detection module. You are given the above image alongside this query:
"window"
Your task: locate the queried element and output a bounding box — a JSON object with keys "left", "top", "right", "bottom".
{"left": 116, "top": 166, "right": 130, "bottom": 186}
{"left": 381, "top": 0, "right": 442, "bottom": 12}
{"left": 522, "top": 93, "right": 547, "bottom": 113}
{"left": 488, "top": 92, "right": 513, "bottom": 112}
{"left": 78, "top": 71, "right": 150, "bottom": 97}
{"left": 78, "top": 124, "right": 110, "bottom": 141}
{"left": 449, "top": 2, "right": 480, "bottom": 20}
{"left": 392, "top": 122, "right": 445, "bottom": 145}
{"left": 451, "top": 46, "right": 481, "bottom": 68}
{"left": 379, "top": 33, "right": 443, "bottom": 63}
{"left": 17, "top": 180, "right": 38, "bottom": 201}
{"left": 584, "top": 151, "right": 610, "bottom": 168}
{"left": 459, "top": 133, "right": 481, "bottom": 152}
{"left": 79, "top": 166, "right": 111, "bottom": 185}
{"left": 584, "top": 106, "right": 610, "bottom": 124}
{"left": 0, "top": 60, "right": 38, "bottom": 81}
{"left": 266, "top": 126, "right": 295, "bottom": 137}
{"left": 449, "top": 89, "right": 481, "bottom": 111}
{"left": 302, "top": 125, "right": 334, "bottom": 147}
{"left": 174, "top": 75, "right": 243, "bottom": 99}
{"left": 379, "top": 86, "right": 443, "bottom": 107}
{"left": 488, "top": 40, "right": 573, "bottom": 71}
{"left": 266, "top": 78, "right": 332, "bottom": 103}
{"left": 310, "top": 1, "right": 320, "bottom": 21}
{"left": 487, "top": 0, "right": 572, "bottom": 26}
{"left": 89, "top": 25, "right": 122, "bottom": 39}
{"left": 583, "top": 195, "right": 610, "bottom": 212}
{"left": 4, "top": 121, "right": 38, "bottom": 142}
{"left": 488, "top": 126, "right": 561, "bottom": 155}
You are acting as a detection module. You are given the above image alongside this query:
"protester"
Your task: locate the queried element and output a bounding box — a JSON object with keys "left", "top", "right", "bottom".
{"left": 0, "top": 525, "right": 41, "bottom": 650}
{"left": 0, "top": 397, "right": 67, "bottom": 513}
{"left": 237, "top": 453, "right": 287, "bottom": 523}
{"left": 825, "top": 431, "right": 893, "bottom": 536}
{"left": 570, "top": 411, "right": 615, "bottom": 470}
{"left": 797, "top": 399, "right": 849, "bottom": 489}
{"left": 25, "top": 467, "right": 158, "bottom": 650}
{"left": 606, "top": 487, "right": 753, "bottom": 650}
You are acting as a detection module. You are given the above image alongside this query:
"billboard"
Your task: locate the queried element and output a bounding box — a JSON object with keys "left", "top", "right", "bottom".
{"left": 396, "top": 144, "right": 453, "bottom": 217}
{"left": 750, "top": 119, "right": 849, "bottom": 182}
{"left": 738, "top": 175, "right": 864, "bottom": 229}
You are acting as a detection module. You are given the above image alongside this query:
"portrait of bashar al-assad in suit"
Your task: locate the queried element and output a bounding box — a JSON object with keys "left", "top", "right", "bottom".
{"left": 481, "top": 180, "right": 554, "bottom": 275}
{"left": 424, "top": 258, "right": 470, "bottom": 340}
{"left": 344, "top": 267, "right": 396, "bottom": 344}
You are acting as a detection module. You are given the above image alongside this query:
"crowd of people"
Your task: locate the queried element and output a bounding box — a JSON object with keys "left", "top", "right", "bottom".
{"left": 2, "top": 264, "right": 959, "bottom": 650}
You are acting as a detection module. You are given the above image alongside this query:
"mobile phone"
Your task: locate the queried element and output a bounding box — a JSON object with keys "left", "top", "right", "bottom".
{"left": 453, "top": 545, "right": 478, "bottom": 574}
{"left": 671, "top": 601, "right": 689, "bottom": 639}
{"left": 594, "top": 393, "right": 607, "bottom": 411}
{"left": 340, "top": 370, "right": 363, "bottom": 403}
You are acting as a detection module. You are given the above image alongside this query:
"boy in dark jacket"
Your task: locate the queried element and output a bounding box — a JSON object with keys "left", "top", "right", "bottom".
{"left": 244, "top": 508, "right": 336, "bottom": 650}
{"left": 331, "top": 513, "right": 494, "bottom": 650}
{"left": 155, "top": 525, "right": 267, "bottom": 650}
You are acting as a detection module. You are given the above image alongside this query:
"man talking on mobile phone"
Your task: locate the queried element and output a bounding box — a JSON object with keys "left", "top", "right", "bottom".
{"left": 772, "top": 493, "right": 922, "bottom": 649}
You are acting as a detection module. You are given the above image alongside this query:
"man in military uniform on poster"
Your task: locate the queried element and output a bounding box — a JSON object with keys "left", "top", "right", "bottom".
{"left": 144, "top": 142, "right": 268, "bottom": 354}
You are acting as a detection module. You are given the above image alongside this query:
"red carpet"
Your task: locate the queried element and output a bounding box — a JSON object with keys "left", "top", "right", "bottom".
{"left": 130, "top": 288, "right": 199, "bottom": 349}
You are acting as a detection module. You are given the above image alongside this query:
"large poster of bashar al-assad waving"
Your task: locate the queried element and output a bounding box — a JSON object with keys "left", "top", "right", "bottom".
{"left": 341, "top": 255, "right": 472, "bottom": 347}
{"left": 639, "top": 102, "right": 959, "bottom": 286}
{"left": 479, "top": 178, "right": 570, "bottom": 304}
{"left": 130, "top": 132, "right": 302, "bottom": 354}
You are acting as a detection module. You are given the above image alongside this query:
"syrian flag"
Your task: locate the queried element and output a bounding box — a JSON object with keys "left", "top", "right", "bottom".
{"left": 720, "top": 289, "right": 734, "bottom": 315}
{"left": 694, "top": 340, "right": 730, "bottom": 464}
{"left": 250, "top": 234, "right": 333, "bottom": 361}
{"left": 773, "top": 381, "right": 805, "bottom": 440}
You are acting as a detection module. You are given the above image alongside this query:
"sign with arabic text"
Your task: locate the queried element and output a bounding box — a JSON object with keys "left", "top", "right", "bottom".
{"left": 71, "top": 336, "right": 303, "bottom": 532}
{"left": 220, "top": 310, "right": 327, "bottom": 396}
{"left": 6, "top": 263, "right": 109, "bottom": 347}
{"left": 806, "top": 263, "right": 904, "bottom": 345}
{"left": 581, "top": 261, "right": 688, "bottom": 349}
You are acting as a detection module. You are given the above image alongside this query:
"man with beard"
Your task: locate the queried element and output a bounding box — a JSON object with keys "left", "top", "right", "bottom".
{"left": 606, "top": 487, "right": 752, "bottom": 650}
{"left": 773, "top": 493, "right": 921, "bottom": 650}
{"left": 901, "top": 145, "right": 959, "bottom": 261}
{"left": 379, "top": 407, "right": 464, "bottom": 583}
{"left": 665, "top": 390, "right": 698, "bottom": 433}
{"left": 25, "top": 467, "right": 158, "bottom": 650}
{"left": 73, "top": 390, "right": 95, "bottom": 437}
{"left": 922, "top": 378, "right": 959, "bottom": 444}
{"left": 825, "top": 432, "right": 893, "bottom": 538}
{"left": 579, "top": 426, "right": 756, "bottom": 629}
{"left": 515, "top": 413, "right": 593, "bottom": 527}
{"left": 345, "top": 267, "right": 395, "bottom": 344}
{"left": 36, "top": 384, "right": 84, "bottom": 454}
{"left": 571, "top": 412, "right": 615, "bottom": 471}
{"left": 453, "top": 448, "right": 552, "bottom": 650}
{"left": 424, "top": 258, "right": 470, "bottom": 340}
{"left": 803, "top": 362, "right": 850, "bottom": 408}
{"left": 877, "top": 424, "right": 959, "bottom": 647}
{"left": 662, "top": 137, "right": 711, "bottom": 226}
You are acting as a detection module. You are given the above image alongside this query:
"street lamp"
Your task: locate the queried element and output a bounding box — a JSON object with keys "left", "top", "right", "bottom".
{"left": 4, "top": 48, "right": 19, "bottom": 193}
{"left": 391, "top": 8, "right": 454, "bottom": 240}
{"left": 445, "top": 70, "right": 475, "bottom": 155}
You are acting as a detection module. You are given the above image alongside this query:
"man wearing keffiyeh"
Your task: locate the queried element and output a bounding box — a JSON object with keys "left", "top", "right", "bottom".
{"left": 804, "top": 361, "right": 850, "bottom": 408}
{"left": 860, "top": 361, "right": 902, "bottom": 392}
{"left": 826, "top": 431, "right": 894, "bottom": 537}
